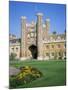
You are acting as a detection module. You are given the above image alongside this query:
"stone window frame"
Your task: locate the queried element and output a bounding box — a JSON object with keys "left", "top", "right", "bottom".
{"left": 51, "top": 45, "right": 54, "bottom": 48}
{"left": 12, "top": 47, "right": 14, "bottom": 51}
{"left": 58, "top": 52, "right": 61, "bottom": 56}
{"left": 46, "top": 53, "right": 49, "bottom": 56}
{"left": 57, "top": 44, "right": 61, "bottom": 48}
{"left": 51, "top": 52, "right": 54, "bottom": 56}
{"left": 30, "top": 32, "right": 34, "bottom": 37}
{"left": 46, "top": 45, "right": 49, "bottom": 49}
{"left": 16, "top": 47, "right": 18, "bottom": 51}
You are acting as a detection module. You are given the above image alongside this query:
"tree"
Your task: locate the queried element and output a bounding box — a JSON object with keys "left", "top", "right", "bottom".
{"left": 10, "top": 53, "right": 17, "bottom": 60}
{"left": 53, "top": 31, "right": 57, "bottom": 35}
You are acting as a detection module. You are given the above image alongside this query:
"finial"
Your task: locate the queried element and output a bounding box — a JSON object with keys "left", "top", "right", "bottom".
{"left": 36, "top": 13, "right": 43, "bottom": 16}
{"left": 21, "top": 16, "right": 26, "bottom": 19}
{"left": 46, "top": 18, "right": 50, "bottom": 22}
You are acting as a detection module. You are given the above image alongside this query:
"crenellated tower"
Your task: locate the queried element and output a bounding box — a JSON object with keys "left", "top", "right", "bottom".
{"left": 20, "top": 13, "right": 50, "bottom": 60}
{"left": 45, "top": 18, "right": 50, "bottom": 39}
{"left": 36, "top": 13, "right": 43, "bottom": 60}
{"left": 20, "top": 16, "right": 27, "bottom": 60}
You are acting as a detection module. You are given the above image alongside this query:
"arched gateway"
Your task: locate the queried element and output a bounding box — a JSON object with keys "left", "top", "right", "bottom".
{"left": 29, "top": 45, "right": 37, "bottom": 59}
{"left": 20, "top": 13, "right": 46, "bottom": 60}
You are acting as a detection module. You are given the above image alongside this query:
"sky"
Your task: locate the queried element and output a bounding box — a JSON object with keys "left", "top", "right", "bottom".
{"left": 9, "top": 1, "right": 66, "bottom": 38}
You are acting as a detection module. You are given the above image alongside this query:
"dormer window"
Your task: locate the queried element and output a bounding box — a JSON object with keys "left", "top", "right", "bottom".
{"left": 57, "top": 36, "right": 61, "bottom": 40}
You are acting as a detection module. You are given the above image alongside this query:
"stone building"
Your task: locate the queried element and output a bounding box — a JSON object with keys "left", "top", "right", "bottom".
{"left": 9, "top": 13, "right": 66, "bottom": 60}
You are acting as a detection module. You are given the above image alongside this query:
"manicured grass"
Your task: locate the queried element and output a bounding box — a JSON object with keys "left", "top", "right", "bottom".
{"left": 9, "top": 60, "right": 66, "bottom": 88}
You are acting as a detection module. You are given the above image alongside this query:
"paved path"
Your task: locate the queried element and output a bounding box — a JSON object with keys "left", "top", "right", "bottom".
{"left": 9, "top": 66, "right": 20, "bottom": 76}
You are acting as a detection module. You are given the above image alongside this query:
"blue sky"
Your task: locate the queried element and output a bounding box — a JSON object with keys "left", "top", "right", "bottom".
{"left": 9, "top": 1, "right": 66, "bottom": 38}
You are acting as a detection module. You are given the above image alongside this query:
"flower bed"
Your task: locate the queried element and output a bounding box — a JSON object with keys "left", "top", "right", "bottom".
{"left": 9, "top": 66, "right": 43, "bottom": 88}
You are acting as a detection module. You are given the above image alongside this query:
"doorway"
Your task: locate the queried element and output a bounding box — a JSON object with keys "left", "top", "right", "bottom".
{"left": 29, "top": 45, "right": 37, "bottom": 59}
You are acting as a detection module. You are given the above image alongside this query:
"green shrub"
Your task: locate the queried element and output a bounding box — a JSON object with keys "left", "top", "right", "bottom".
{"left": 10, "top": 53, "right": 17, "bottom": 60}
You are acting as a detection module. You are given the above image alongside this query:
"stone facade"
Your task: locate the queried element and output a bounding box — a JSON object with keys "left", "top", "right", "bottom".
{"left": 9, "top": 13, "right": 66, "bottom": 60}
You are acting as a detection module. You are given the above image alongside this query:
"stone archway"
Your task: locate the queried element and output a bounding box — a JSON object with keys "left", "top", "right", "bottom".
{"left": 29, "top": 45, "right": 37, "bottom": 59}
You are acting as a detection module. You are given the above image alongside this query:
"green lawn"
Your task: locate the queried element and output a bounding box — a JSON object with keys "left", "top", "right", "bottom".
{"left": 10, "top": 60, "right": 66, "bottom": 88}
